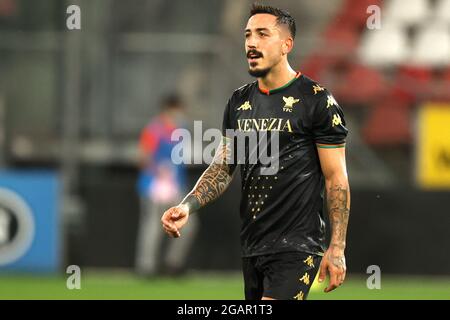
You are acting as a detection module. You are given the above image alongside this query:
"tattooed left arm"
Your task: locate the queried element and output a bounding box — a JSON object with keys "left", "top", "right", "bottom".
{"left": 316, "top": 146, "right": 350, "bottom": 292}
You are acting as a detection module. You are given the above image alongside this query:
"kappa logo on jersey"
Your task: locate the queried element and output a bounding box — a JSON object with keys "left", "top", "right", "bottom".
{"left": 312, "top": 84, "right": 325, "bottom": 95}
{"left": 332, "top": 113, "right": 343, "bottom": 127}
{"left": 326, "top": 94, "right": 338, "bottom": 109}
{"left": 282, "top": 96, "right": 300, "bottom": 112}
{"left": 237, "top": 101, "right": 252, "bottom": 111}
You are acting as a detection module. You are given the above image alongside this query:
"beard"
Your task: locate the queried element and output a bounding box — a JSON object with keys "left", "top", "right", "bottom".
{"left": 246, "top": 49, "right": 271, "bottom": 78}
{"left": 248, "top": 66, "right": 271, "bottom": 78}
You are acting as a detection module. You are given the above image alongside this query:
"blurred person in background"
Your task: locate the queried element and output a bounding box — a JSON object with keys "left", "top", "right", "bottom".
{"left": 136, "top": 94, "right": 198, "bottom": 277}
{"left": 161, "top": 4, "right": 350, "bottom": 300}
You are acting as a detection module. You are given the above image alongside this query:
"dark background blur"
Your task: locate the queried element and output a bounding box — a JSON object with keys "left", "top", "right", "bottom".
{"left": 0, "top": 0, "right": 449, "bottom": 275}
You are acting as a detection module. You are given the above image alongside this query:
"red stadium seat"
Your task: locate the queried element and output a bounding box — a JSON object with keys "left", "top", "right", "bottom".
{"left": 441, "top": 68, "right": 450, "bottom": 100}
{"left": 392, "top": 66, "right": 433, "bottom": 103}
{"left": 444, "top": 68, "right": 450, "bottom": 82}
{"left": 428, "top": 68, "right": 450, "bottom": 102}
{"left": 334, "top": 64, "right": 386, "bottom": 105}
{"left": 329, "top": 12, "right": 361, "bottom": 31}
{"left": 337, "top": 0, "right": 383, "bottom": 29}
{"left": 300, "top": 53, "right": 341, "bottom": 80}
{"left": 363, "top": 100, "right": 412, "bottom": 146}
{"left": 342, "top": 0, "right": 382, "bottom": 10}
{"left": 322, "top": 27, "right": 359, "bottom": 57}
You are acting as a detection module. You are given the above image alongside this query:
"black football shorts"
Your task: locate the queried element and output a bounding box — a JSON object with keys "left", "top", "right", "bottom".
{"left": 242, "top": 251, "right": 322, "bottom": 300}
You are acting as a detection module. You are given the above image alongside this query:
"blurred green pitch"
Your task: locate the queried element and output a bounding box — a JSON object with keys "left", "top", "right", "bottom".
{"left": 0, "top": 272, "right": 449, "bottom": 300}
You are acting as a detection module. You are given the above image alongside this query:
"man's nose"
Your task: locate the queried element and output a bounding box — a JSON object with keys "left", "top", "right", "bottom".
{"left": 246, "top": 36, "right": 257, "bottom": 50}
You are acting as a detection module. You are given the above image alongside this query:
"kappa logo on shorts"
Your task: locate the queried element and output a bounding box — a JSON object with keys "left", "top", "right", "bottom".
{"left": 303, "top": 255, "right": 315, "bottom": 268}
{"left": 299, "top": 272, "right": 310, "bottom": 285}
{"left": 293, "top": 291, "right": 304, "bottom": 300}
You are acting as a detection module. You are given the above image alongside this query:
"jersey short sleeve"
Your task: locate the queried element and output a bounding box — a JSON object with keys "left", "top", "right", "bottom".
{"left": 312, "top": 90, "right": 348, "bottom": 146}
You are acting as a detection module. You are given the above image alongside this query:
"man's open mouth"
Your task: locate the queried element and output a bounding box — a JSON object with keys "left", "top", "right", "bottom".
{"left": 247, "top": 51, "right": 263, "bottom": 63}
{"left": 248, "top": 57, "right": 261, "bottom": 63}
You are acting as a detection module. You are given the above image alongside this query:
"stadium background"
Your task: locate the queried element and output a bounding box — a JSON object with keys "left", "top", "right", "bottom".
{"left": 0, "top": 0, "right": 450, "bottom": 299}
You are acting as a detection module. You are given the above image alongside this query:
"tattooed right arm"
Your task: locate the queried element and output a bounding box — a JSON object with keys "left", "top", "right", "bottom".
{"left": 180, "top": 137, "right": 235, "bottom": 214}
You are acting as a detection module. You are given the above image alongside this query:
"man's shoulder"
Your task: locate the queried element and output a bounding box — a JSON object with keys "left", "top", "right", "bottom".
{"left": 229, "top": 81, "right": 258, "bottom": 102}
{"left": 295, "top": 74, "right": 331, "bottom": 98}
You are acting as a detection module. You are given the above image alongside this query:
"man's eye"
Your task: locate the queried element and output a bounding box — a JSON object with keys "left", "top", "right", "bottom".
{"left": 259, "top": 33, "right": 267, "bottom": 37}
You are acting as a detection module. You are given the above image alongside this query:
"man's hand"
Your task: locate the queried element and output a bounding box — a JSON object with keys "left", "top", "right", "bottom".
{"left": 318, "top": 245, "right": 347, "bottom": 292}
{"left": 160, "top": 136, "right": 234, "bottom": 239}
{"left": 161, "top": 204, "right": 189, "bottom": 238}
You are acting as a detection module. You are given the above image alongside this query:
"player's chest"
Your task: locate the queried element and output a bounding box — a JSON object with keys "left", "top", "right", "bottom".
{"left": 233, "top": 94, "right": 306, "bottom": 134}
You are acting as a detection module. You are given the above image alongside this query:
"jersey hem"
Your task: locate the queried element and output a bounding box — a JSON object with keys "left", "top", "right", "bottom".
{"left": 241, "top": 248, "right": 324, "bottom": 259}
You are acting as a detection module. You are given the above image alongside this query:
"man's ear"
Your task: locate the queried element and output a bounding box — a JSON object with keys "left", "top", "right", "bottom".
{"left": 282, "top": 37, "right": 294, "bottom": 55}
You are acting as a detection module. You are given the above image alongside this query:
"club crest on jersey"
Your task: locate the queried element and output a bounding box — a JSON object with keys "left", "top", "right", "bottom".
{"left": 282, "top": 96, "right": 300, "bottom": 112}
{"left": 313, "top": 84, "right": 325, "bottom": 95}
{"left": 237, "top": 101, "right": 252, "bottom": 111}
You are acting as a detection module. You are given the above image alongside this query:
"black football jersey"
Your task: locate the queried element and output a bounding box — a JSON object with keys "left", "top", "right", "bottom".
{"left": 222, "top": 72, "right": 348, "bottom": 257}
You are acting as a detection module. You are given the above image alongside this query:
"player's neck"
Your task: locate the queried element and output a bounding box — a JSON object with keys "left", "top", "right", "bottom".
{"left": 258, "top": 63, "right": 297, "bottom": 92}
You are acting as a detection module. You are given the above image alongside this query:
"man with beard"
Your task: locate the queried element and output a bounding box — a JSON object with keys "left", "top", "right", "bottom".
{"left": 161, "top": 4, "right": 350, "bottom": 300}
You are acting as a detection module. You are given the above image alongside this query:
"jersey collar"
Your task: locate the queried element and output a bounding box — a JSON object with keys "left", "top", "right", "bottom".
{"left": 258, "top": 71, "right": 302, "bottom": 95}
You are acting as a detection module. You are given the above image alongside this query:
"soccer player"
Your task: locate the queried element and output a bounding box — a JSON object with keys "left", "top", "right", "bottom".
{"left": 161, "top": 4, "right": 350, "bottom": 300}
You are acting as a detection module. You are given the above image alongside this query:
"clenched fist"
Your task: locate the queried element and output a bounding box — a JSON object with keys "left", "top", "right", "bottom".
{"left": 161, "top": 204, "right": 190, "bottom": 238}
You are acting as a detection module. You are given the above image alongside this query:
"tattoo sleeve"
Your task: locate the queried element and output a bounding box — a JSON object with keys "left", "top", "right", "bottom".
{"left": 180, "top": 137, "right": 235, "bottom": 213}
{"left": 327, "top": 184, "right": 350, "bottom": 249}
